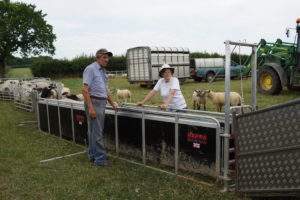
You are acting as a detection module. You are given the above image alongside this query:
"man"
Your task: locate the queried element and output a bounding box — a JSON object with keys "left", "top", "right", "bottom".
{"left": 82, "top": 48, "right": 117, "bottom": 166}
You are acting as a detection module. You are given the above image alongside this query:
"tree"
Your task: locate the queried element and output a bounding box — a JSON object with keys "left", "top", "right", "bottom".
{"left": 0, "top": 0, "right": 56, "bottom": 77}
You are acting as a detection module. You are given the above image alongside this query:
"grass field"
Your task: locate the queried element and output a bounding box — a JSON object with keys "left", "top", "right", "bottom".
{"left": 0, "top": 101, "right": 246, "bottom": 199}
{"left": 54, "top": 76, "right": 300, "bottom": 111}
{"left": 1, "top": 68, "right": 299, "bottom": 199}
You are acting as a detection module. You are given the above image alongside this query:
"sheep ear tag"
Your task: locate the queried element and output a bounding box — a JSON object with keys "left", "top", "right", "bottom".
{"left": 76, "top": 114, "right": 85, "bottom": 125}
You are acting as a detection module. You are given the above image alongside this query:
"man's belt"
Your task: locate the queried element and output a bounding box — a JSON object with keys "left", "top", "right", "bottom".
{"left": 90, "top": 96, "right": 107, "bottom": 100}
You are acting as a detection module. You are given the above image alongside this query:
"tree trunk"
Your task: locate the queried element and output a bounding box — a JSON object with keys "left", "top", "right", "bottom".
{"left": 0, "top": 58, "right": 5, "bottom": 78}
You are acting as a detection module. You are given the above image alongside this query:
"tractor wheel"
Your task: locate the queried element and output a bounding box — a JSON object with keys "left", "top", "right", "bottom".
{"left": 205, "top": 72, "right": 215, "bottom": 82}
{"left": 193, "top": 77, "right": 202, "bottom": 82}
{"left": 257, "top": 68, "right": 282, "bottom": 95}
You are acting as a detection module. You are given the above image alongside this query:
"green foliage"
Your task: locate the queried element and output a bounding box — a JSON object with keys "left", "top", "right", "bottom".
{"left": 0, "top": 0, "right": 56, "bottom": 77}
{"left": 30, "top": 55, "right": 127, "bottom": 78}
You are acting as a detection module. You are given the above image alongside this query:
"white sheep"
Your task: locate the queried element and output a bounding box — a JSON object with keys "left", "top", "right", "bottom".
{"left": 61, "top": 87, "right": 71, "bottom": 96}
{"left": 0, "top": 80, "right": 19, "bottom": 92}
{"left": 192, "top": 90, "right": 207, "bottom": 110}
{"left": 116, "top": 89, "right": 131, "bottom": 103}
{"left": 107, "top": 73, "right": 115, "bottom": 78}
{"left": 121, "top": 73, "right": 127, "bottom": 78}
{"left": 204, "top": 90, "right": 242, "bottom": 112}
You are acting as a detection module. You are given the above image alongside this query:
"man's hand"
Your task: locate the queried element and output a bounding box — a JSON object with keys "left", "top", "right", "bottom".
{"left": 89, "top": 107, "right": 96, "bottom": 118}
{"left": 111, "top": 102, "right": 118, "bottom": 110}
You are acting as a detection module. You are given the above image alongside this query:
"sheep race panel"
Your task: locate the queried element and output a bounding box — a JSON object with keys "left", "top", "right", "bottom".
{"left": 235, "top": 99, "right": 300, "bottom": 197}
{"left": 38, "top": 101, "right": 219, "bottom": 177}
{"left": 73, "top": 110, "right": 88, "bottom": 145}
{"left": 38, "top": 103, "right": 49, "bottom": 132}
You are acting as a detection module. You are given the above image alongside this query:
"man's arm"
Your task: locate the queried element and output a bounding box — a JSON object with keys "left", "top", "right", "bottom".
{"left": 82, "top": 84, "right": 96, "bottom": 118}
{"left": 107, "top": 96, "right": 117, "bottom": 109}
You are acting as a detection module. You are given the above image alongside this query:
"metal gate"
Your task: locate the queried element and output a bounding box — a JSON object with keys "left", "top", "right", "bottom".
{"left": 234, "top": 98, "right": 300, "bottom": 197}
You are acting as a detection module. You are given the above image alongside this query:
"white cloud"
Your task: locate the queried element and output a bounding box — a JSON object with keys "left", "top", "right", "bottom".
{"left": 13, "top": 0, "right": 300, "bottom": 59}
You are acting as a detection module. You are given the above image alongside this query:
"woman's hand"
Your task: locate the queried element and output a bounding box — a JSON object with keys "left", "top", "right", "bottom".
{"left": 137, "top": 102, "right": 144, "bottom": 106}
{"left": 160, "top": 104, "right": 168, "bottom": 110}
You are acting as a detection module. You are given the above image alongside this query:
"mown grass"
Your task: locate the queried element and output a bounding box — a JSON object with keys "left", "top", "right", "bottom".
{"left": 0, "top": 101, "right": 246, "bottom": 200}
{"left": 6, "top": 67, "right": 33, "bottom": 78}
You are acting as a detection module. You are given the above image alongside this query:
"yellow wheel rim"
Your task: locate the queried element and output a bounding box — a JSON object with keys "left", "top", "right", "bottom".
{"left": 261, "top": 74, "right": 273, "bottom": 90}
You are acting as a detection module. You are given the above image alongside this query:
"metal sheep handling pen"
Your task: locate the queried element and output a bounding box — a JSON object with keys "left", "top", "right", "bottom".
{"left": 3, "top": 41, "right": 299, "bottom": 197}
{"left": 37, "top": 99, "right": 224, "bottom": 178}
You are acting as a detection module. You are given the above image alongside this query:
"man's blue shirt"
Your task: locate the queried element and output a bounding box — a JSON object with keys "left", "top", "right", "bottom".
{"left": 83, "top": 61, "right": 108, "bottom": 98}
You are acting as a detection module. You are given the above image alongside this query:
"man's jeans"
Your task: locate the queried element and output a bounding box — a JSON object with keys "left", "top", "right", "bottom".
{"left": 85, "top": 99, "right": 107, "bottom": 165}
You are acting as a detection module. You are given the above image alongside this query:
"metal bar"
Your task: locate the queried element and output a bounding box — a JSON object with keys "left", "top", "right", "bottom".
{"left": 228, "top": 41, "right": 258, "bottom": 47}
{"left": 223, "top": 40, "right": 231, "bottom": 192}
{"left": 115, "top": 109, "right": 119, "bottom": 155}
{"left": 174, "top": 113, "right": 179, "bottom": 174}
{"left": 57, "top": 101, "right": 62, "bottom": 138}
{"left": 142, "top": 111, "right": 146, "bottom": 164}
{"left": 46, "top": 99, "right": 51, "bottom": 134}
{"left": 40, "top": 151, "right": 86, "bottom": 163}
{"left": 238, "top": 144, "right": 300, "bottom": 156}
{"left": 123, "top": 102, "right": 226, "bottom": 116}
{"left": 251, "top": 46, "right": 257, "bottom": 110}
{"left": 71, "top": 103, "right": 75, "bottom": 143}
{"left": 36, "top": 99, "right": 41, "bottom": 132}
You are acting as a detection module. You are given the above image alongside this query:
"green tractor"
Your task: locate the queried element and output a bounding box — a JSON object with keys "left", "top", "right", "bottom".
{"left": 254, "top": 18, "right": 300, "bottom": 95}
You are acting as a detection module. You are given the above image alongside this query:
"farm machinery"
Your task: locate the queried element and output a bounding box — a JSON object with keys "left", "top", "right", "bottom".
{"left": 250, "top": 19, "right": 300, "bottom": 95}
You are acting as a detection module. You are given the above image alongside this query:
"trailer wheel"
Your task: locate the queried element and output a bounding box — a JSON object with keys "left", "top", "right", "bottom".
{"left": 257, "top": 67, "right": 282, "bottom": 95}
{"left": 193, "top": 77, "right": 202, "bottom": 82}
{"left": 205, "top": 72, "right": 215, "bottom": 82}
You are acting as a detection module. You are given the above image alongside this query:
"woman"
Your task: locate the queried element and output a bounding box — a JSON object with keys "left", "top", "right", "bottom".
{"left": 137, "top": 64, "right": 187, "bottom": 111}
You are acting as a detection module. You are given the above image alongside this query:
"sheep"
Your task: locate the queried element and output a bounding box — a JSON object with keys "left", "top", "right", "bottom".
{"left": 107, "top": 73, "right": 115, "bottom": 78}
{"left": 116, "top": 89, "right": 131, "bottom": 103}
{"left": 63, "top": 94, "right": 84, "bottom": 101}
{"left": 0, "top": 80, "right": 19, "bottom": 92}
{"left": 203, "top": 90, "right": 242, "bottom": 112}
{"left": 121, "top": 73, "right": 127, "bottom": 78}
{"left": 40, "top": 86, "right": 58, "bottom": 99}
{"left": 61, "top": 87, "right": 71, "bottom": 96}
{"left": 192, "top": 90, "right": 207, "bottom": 110}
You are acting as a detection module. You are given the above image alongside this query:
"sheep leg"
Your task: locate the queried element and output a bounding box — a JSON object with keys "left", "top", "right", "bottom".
{"left": 204, "top": 104, "right": 206, "bottom": 111}
{"left": 193, "top": 101, "right": 196, "bottom": 110}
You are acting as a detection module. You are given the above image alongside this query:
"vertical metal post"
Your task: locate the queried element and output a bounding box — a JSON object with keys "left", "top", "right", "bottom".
{"left": 223, "top": 40, "right": 231, "bottom": 191}
{"left": 215, "top": 125, "right": 221, "bottom": 181}
{"left": 251, "top": 46, "right": 257, "bottom": 111}
{"left": 142, "top": 111, "right": 146, "bottom": 164}
{"left": 174, "top": 113, "right": 179, "bottom": 174}
{"left": 115, "top": 109, "right": 119, "bottom": 155}
{"left": 70, "top": 103, "right": 75, "bottom": 143}
{"left": 57, "top": 101, "right": 62, "bottom": 138}
{"left": 46, "top": 100, "right": 51, "bottom": 134}
{"left": 36, "top": 98, "right": 41, "bottom": 132}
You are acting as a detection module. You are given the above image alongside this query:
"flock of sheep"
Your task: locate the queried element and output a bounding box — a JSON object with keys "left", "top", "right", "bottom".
{"left": 192, "top": 90, "right": 242, "bottom": 112}
{"left": 1, "top": 78, "right": 242, "bottom": 112}
{"left": 0, "top": 78, "right": 83, "bottom": 105}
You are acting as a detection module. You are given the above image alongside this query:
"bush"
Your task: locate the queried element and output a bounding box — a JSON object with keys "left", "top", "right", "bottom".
{"left": 30, "top": 55, "right": 127, "bottom": 78}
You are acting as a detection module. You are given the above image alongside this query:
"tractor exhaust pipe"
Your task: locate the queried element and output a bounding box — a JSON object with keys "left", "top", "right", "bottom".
{"left": 296, "top": 19, "right": 300, "bottom": 68}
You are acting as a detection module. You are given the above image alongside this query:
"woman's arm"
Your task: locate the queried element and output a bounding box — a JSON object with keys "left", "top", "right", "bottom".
{"left": 137, "top": 90, "right": 157, "bottom": 105}
{"left": 160, "top": 89, "right": 176, "bottom": 109}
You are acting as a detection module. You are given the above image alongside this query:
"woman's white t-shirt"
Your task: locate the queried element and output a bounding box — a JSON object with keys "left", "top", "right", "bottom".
{"left": 153, "top": 77, "right": 187, "bottom": 109}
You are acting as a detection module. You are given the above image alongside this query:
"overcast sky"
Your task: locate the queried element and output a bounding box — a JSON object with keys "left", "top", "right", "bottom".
{"left": 14, "top": 0, "right": 300, "bottom": 59}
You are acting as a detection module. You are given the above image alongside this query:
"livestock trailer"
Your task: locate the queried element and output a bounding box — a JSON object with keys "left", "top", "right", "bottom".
{"left": 126, "top": 47, "right": 190, "bottom": 87}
